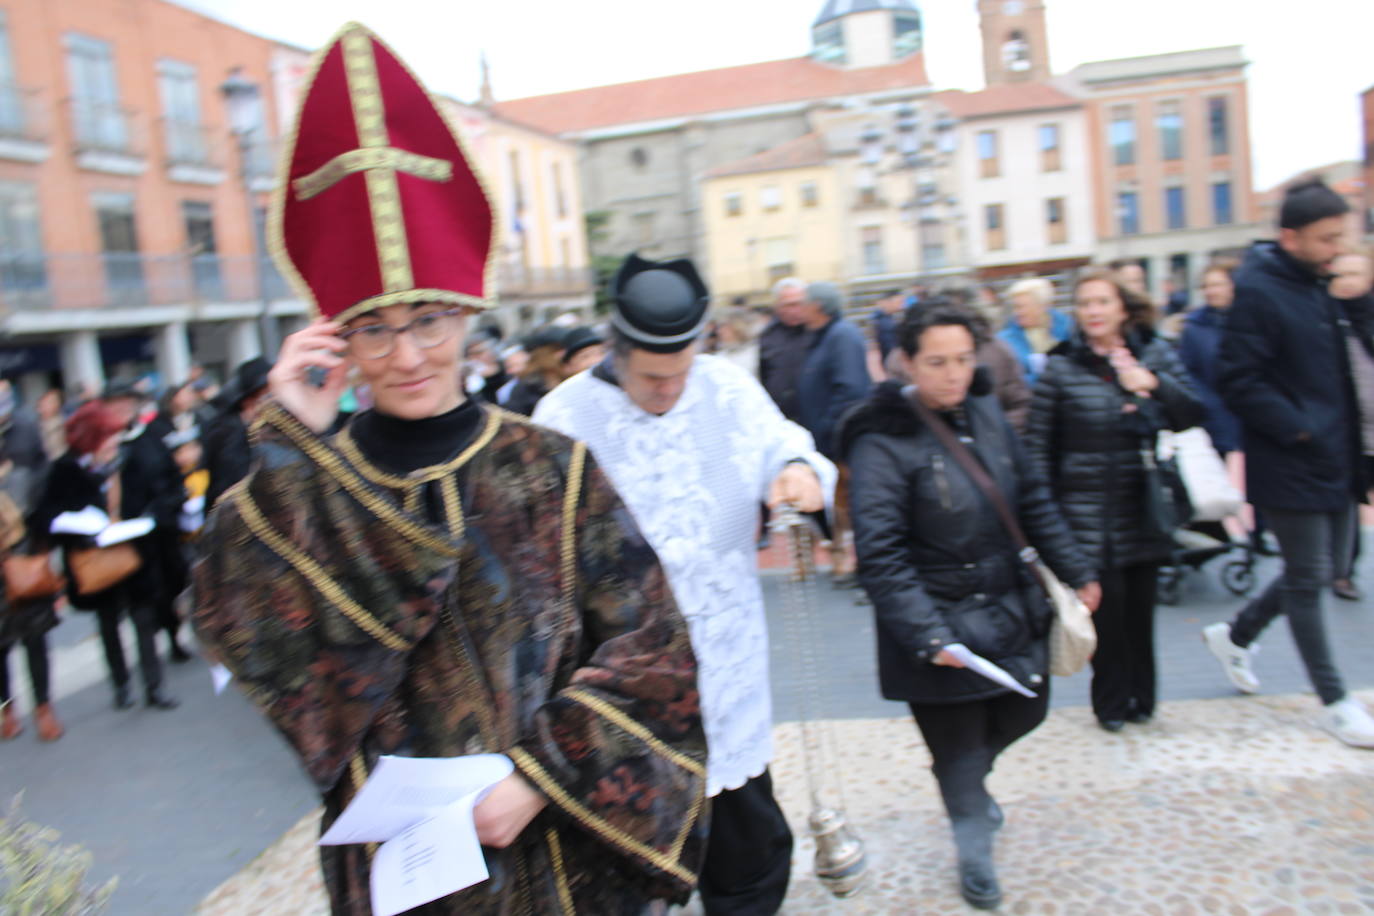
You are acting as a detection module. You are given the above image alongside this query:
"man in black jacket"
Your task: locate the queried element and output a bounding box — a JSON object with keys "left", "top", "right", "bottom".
{"left": 1205, "top": 178, "right": 1374, "bottom": 747}
{"left": 757, "top": 277, "right": 812, "bottom": 422}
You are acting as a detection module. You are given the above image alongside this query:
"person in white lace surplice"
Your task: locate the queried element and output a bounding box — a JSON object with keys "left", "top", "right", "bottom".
{"left": 534, "top": 254, "right": 835, "bottom": 916}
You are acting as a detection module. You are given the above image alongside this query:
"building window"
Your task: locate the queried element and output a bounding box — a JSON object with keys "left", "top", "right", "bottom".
{"left": 0, "top": 12, "right": 24, "bottom": 137}
{"left": 800, "top": 181, "right": 819, "bottom": 208}
{"left": 158, "top": 60, "right": 208, "bottom": 166}
{"left": 66, "top": 33, "right": 128, "bottom": 152}
{"left": 893, "top": 12, "right": 922, "bottom": 58}
{"left": 0, "top": 181, "right": 46, "bottom": 296}
{"left": 921, "top": 242, "right": 946, "bottom": 270}
{"left": 181, "top": 200, "right": 222, "bottom": 299}
{"left": 507, "top": 150, "right": 525, "bottom": 215}
{"left": 977, "top": 130, "right": 999, "bottom": 179}
{"left": 1039, "top": 123, "right": 1061, "bottom": 172}
{"left": 985, "top": 203, "right": 1006, "bottom": 251}
{"left": 1110, "top": 106, "right": 1135, "bottom": 166}
{"left": 1212, "top": 181, "right": 1233, "bottom": 225}
{"left": 812, "top": 21, "right": 845, "bottom": 65}
{"left": 760, "top": 185, "right": 781, "bottom": 212}
{"left": 92, "top": 191, "right": 143, "bottom": 300}
{"left": 1157, "top": 100, "right": 1183, "bottom": 161}
{"left": 1164, "top": 186, "right": 1186, "bottom": 230}
{"left": 1002, "top": 30, "right": 1031, "bottom": 73}
{"left": 552, "top": 162, "right": 567, "bottom": 219}
{"left": 724, "top": 191, "right": 742, "bottom": 217}
{"left": 1046, "top": 197, "right": 1066, "bottom": 245}
{"left": 764, "top": 237, "right": 795, "bottom": 284}
{"left": 633, "top": 211, "right": 656, "bottom": 247}
{"left": 1208, "top": 96, "right": 1230, "bottom": 157}
{"left": 1117, "top": 191, "right": 1140, "bottom": 236}
{"left": 861, "top": 226, "right": 884, "bottom": 275}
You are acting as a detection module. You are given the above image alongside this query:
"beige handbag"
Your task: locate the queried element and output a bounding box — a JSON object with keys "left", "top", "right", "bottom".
{"left": 68, "top": 543, "right": 142, "bottom": 596}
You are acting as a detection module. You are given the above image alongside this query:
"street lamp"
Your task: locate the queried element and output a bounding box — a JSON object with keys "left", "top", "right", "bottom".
{"left": 857, "top": 102, "right": 959, "bottom": 280}
{"left": 219, "top": 68, "right": 278, "bottom": 358}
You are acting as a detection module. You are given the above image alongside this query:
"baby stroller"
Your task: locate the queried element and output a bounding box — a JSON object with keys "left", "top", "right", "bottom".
{"left": 1154, "top": 428, "right": 1258, "bottom": 606}
{"left": 1157, "top": 521, "right": 1257, "bottom": 606}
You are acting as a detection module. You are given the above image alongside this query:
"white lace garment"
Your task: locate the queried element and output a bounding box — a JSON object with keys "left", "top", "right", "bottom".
{"left": 534, "top": 355, "right": 836, "bottom": 795}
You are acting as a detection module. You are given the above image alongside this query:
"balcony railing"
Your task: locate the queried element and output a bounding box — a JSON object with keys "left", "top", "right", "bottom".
{"left": 161, "top": 119, "right": 222, "bottom": 170}
{"left": 0, "top": 252, "right": 292, "bottom": 312}
{"left": 497, "top": 265, "right": 595, "bottom": 298}
{"left": 65, "top": 99, "right": 143, "bottom": 157}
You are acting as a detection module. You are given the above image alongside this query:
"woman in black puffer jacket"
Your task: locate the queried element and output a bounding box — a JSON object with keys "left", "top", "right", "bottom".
{"left": 842, "top": 304, "right": 1097, "bottom": 911}
{"left": 1023, "top": 268, "right": 1203, "bottom": 732}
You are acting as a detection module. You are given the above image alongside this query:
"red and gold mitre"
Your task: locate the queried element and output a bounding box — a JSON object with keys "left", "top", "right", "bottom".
{"left": 270, "top": 23, "right": 496, "bottom": 323}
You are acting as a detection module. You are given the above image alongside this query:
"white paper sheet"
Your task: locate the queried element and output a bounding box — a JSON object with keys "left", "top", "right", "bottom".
{"left": 95, "top": 517, "right": 155, "bottom": 546}
{"left": 209, "top": 663, "right": 232, "bottom": 695}
{"left": 943, "top": 644, "right": 1038, "bottom": 699}
{"left": 319, "top": 754, "right": 514, "bottom": 845}
{"left": 50, "top": 506, "right": 110, "bottom": 536}
{"left": 319, "top": 754, "right": 514, "bottom": 914}
{"left": 370, "top": 794, "right": 489, "bottom": 916}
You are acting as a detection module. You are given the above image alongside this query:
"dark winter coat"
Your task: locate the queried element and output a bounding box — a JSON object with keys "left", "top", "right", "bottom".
{"left": 119, "top": 423, "right": 188, "bottom": 607}
{"left": 502, "top": 377, "right": 551, "bottom": 417}
{"left": 1023, "top": 329, "right": 1204, "bottom": 571}
{"left": 796, "top": 317, "right": 871, "bottom": 457}
{"left": 840, "top": 380, "right": 1094, "bottom": 705}
{"left": 1178, "top": 306, "right": 1242, "bottom": 454}
{"left": 27, "top": 452, "right": 133, "bottom": 612}
{"left": 757, "top": 319, "right": 813, "bottom": 422}
{"left": 1217, "top": 241, "right": 1367, "bottom": 511}
{"left": 203, "top": 410, "right": 251, "bottom": 510}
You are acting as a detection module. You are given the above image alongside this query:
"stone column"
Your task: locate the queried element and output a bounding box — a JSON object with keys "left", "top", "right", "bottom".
{"left": 59, "top": 330, "right": 104, "bottom": 395}
{"left": 154, "top": 320, "right": 193, "bottom": 387}
{"left": 225, "top": 318, "right": 261, "bottom": 370}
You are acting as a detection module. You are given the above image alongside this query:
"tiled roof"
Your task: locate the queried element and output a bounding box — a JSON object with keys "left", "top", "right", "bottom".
{"left": 706, "top": 133, "right": 828, "bottom": 179}
{"left": 935, "top": 83, "right": 1079, "bottom": 120}
{"left": 493, "top": 53, "right": 929, "bottom": 136}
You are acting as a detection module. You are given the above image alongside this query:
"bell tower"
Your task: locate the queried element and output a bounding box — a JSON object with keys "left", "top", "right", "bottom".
{"left": 978, "top": 0, "right": 1051, "bottom": 86}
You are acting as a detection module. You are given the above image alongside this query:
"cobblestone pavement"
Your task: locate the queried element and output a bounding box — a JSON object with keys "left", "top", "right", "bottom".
{"left": 196, "top": 689, "right": 1374, "bottom": 915}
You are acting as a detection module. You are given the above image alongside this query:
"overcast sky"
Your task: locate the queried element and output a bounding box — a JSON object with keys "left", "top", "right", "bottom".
{"left": 179, "top": 0, "right": 1372, "bottom": 190}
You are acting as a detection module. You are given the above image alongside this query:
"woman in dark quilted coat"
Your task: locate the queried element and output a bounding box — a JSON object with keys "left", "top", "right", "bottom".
{"left": 842, "top": 304, "right": 1098, "bottom": 911}
{"left": 1023, "top": 269, "right": 1203, "bottom": 732}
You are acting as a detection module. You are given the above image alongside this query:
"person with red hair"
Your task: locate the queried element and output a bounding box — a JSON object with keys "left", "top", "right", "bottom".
{"left": 29, "top": 400, "right": 179, "bottom": 711}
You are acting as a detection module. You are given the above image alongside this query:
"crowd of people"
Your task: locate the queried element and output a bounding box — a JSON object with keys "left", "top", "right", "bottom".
{"left": 4, "top": 27, "right": 1370, "bottom": 914}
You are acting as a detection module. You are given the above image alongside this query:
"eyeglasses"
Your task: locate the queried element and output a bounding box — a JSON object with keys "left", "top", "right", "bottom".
{"left": 339, "top": 308, "right": 464, "bottom": 360}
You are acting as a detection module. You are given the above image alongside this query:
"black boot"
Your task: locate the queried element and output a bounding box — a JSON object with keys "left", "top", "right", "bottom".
{"left": 145, "top": 687, "right": 180, "bottom": 710}
{"left": 113, "top": 683, "right": 135, "bottom": 709}
{"left": 169, "top": 641, "right": 193, "bottom": 663}
{"left": 953, "top": 821, "right": 1002, "bottom": 910}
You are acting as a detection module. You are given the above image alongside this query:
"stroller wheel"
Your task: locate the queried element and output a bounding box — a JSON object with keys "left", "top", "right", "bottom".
{"left": 1157, "top": 568, "right": 1182, "bottom": 606}
{"left": 1222, "top": 560, "right": 1256, "bottom": 596}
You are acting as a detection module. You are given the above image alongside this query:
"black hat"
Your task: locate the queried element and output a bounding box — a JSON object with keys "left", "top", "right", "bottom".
{"left": 101, "top": 379, "right": 140, "bottom": 401}
{"left": 560, "top": 326, "right": 605, "bottom": 363}
{"left": 232, "top": 357, "right": 272, "bottom": 407}
{"left": 522, "top": 324, "right": 571, "bottom": 352}
{"left": 610, "top": 253, "right": 709, "bottom": 353}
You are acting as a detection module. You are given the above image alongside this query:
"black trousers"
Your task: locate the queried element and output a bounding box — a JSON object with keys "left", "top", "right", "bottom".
{"left": 699, "top": 770, "right": 793, "bottom": 916}
{"left": 0, "top": 631, "right": 51, "bottom": 705}
{"left": 96, "top": 603, "right": 162, "bottom": 694}
{"left": 909, "top": 690, "right": 1049, "bottom": 854}
{"left": 1090, "top": 563, "right": 1160, "bottom": 723}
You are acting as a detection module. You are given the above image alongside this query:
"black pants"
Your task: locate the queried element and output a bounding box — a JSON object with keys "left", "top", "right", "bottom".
{"left": 0, "top": 632, "right": 51, "bottom": 705}
{"left": 1090, "top": 563, "right": 1160, "bottom": 723}
{"left": 909, "top": 690, "right": 1049, "bottom": 853}
{"left": 96, "top": 603, "right": 162, "bottom": 694}
{"left": 1232, "top": 508, "right": 1348, "bottom": 705}
{"left": 699, "top": 770, "right": 793, "bottom": 916}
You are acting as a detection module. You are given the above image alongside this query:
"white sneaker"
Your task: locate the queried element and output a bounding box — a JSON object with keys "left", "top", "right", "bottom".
{"left": 1202, "top": 622, "right": 1260, "bottom": 694}
{"left": 1319, "top": 697, "right": 1374, "bottom": 749}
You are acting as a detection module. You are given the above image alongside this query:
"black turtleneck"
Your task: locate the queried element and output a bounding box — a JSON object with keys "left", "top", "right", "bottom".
{"left": 348, "top": 400, "right": 482, "bottom": 475}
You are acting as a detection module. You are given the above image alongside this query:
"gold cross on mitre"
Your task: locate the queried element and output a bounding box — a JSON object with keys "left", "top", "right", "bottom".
{"left": 290, "top": 30, "right": 453, "bottom": 293}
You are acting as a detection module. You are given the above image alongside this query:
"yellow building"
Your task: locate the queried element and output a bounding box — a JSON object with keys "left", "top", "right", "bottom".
{"left": 702, "top": 134, "right": 844, "bottom": 301}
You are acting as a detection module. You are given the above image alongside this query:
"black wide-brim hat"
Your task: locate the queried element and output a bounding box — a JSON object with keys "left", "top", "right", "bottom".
{"left": 561, "top": 326, "right": 605, "bottom": 363}
{"left": 610, "top": 253, "right": 710, "bottom": 354}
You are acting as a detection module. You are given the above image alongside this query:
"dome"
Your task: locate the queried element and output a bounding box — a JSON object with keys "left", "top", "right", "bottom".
{"left": 814, "top": 0, "right": 919, "bottom": 27}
